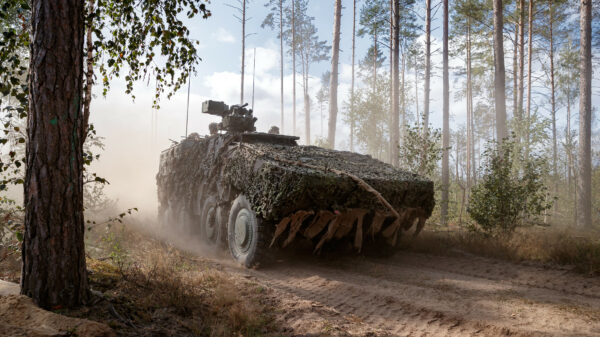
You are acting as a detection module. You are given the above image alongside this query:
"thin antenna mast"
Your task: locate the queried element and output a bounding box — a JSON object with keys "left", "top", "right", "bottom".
{"left": 252, "top": 48, "right": 256, "bottom": 111}
{"left": 185, "top": 74, "right": 191, "bottom": 137}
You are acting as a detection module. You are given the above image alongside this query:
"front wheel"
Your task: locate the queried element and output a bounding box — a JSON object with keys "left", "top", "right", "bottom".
{"left": 227, "top": 194, "right": 268, "bottom": 268}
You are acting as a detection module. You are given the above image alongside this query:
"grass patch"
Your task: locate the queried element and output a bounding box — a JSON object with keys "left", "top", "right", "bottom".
{"left": 73, "top": 228, "right": 278, "bottom": 336}
{"left": 400, "top": 227, "right": 600, "bottom": 276}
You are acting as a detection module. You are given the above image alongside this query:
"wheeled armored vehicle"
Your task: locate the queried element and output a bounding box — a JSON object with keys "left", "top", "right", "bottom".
{"left": 157, "top": 100, "right": 434, "bottom": 267}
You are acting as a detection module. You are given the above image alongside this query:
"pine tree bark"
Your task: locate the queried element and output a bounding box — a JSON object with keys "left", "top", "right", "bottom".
{"left": 83, "top": 0, "right": 94, "bottom": 135}
{"left": 391, "top": 0, "right": 400, "bottom": 167}
{"left": 493, "top": 0, "right": 507, "bottom": 143}
{"left": 441, "top": 0, "right": 449, "bottom": 225}
{"left": 327, "top": 0, "right": 342, "bottom": 149}
{"left": 21, "top": 0, "right": 88, "bottom": 309}
{"left": 577, "top": 0, "right": 592, "bottom": 228}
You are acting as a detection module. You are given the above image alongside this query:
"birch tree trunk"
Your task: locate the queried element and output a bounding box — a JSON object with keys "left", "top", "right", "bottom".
{"left": 21, "top": 0, "right": 88, "bottom": 309}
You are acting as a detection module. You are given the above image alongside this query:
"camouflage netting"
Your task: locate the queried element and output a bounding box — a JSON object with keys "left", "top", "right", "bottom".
{"left": 157, "top": 134, "right": 435, "bottom": 224}
{"left": 223, "top": 143, "right": 434, "bottom": 222}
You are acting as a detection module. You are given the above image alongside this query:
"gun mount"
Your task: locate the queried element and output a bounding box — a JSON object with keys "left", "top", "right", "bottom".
{"left": 202, "top": 100, "right": 257, "bottom": 134}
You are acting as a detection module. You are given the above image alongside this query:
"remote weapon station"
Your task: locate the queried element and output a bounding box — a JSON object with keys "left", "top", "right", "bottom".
{"left": 157, "top": 100, "right": 434, "bottom": 267}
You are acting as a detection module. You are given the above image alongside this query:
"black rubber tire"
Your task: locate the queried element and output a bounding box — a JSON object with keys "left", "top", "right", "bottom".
{"left": 227, "top": 194, "right": 269, "bottom": 268}
{"left": 200, "top": 196, "right": 222, "bottom": 249}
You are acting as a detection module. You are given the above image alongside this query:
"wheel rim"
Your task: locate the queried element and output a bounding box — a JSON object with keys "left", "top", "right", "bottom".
{"left": 233, "top": 208, "right": 254, "bottom": 254}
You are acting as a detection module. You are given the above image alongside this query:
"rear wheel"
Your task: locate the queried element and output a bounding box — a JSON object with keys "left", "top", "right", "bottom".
{"left": 227, "top": 194, "right": 268, "bottom": 268}
{"left": 200, "top": 196, "right": 223, "bottom": 249}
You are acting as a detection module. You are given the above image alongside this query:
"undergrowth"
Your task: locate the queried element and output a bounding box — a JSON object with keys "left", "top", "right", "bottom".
{"left": 400, "top": 227, "right": 600, "bottom": 276}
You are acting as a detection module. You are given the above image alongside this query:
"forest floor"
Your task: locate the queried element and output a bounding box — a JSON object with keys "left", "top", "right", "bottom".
{"left": 2, "top": 224, "right": 600, "bottom": 336}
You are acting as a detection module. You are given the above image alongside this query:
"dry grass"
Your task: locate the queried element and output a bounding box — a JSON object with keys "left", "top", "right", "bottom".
{"left": 400, "top": 227, "right": 600, "bottom": 276}
{"left": 76, "top": 228, "right": 277, "bottom": 336}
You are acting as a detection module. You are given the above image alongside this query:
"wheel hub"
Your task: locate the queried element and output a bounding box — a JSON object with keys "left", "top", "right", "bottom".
{"left": 234, "top": 209, "right": 252, "bottom": 249}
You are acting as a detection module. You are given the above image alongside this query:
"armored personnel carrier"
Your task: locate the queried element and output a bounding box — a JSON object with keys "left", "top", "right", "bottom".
{"left": 157, "top": 100, "right": 434, "bottom": 267}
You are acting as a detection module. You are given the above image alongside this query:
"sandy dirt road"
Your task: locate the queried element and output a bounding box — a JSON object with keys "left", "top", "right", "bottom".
{"left": 204, "top": 250, "right": 600, "bottom": 337}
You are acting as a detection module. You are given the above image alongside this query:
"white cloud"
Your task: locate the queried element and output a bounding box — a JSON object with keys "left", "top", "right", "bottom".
{"left": 213, "top": 28, "right": 236, "bottom": 43}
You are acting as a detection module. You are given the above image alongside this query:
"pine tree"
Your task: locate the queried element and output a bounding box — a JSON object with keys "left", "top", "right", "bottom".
{"left": 327, "top": 0, "right": 342, "bottom": 148}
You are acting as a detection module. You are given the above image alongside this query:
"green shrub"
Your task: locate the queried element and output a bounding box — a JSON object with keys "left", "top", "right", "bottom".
{"left": 468, "top": 138, "right": 552, "bottom": 235}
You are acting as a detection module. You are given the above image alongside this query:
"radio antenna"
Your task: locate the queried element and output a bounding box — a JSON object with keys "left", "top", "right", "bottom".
{"left": 252, "top": 48, "right": 256, "bottom": 111}
{"left": 185, "top": 73, "right": 191, "bottom": 137}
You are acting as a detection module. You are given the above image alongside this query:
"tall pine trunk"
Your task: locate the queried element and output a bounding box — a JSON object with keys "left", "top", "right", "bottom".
{"left": 466, "top": 20, "right": 472, "bottom": 193}
{"left": 21, "top": 0, "right": 88, "bottom": 309}
{"left": 567, "top": 91, "right": 575, "bottom": 224}
{"left": 549, "top": 0, "right": 558, "bottom": 214}
{"left": 327, "top": 0, "right": 342, "bottom": 149}
{"left": 240, "top": 0, "right": 246, "bottom": 104}
{"left": 292, "top": 0, "right": 297, "bottom": 135}
{"left": 493, "top": 0, "right": 507, "bottom": 143}
{"left": 302, "top": 53, "right": 311, "bottom": 145}
{"left": 577, "top": 0, "right": 592, "bottom": 228}
{"left": 391, "top": 0, "right": 400, "bottom": 167}
{"left": 441, "top": 0, "right": 449, "bottom": 225}
{"left": 279, "top": 0, "right": 284, "bottom": 132}
{"left": 512, "top": 16, "right": 518, "bottom": 119}
{"left": 567, "top": 91, "right": 573, "bottom": 193}
{"left": 414, "top": 53, "right": 419, "bottom": 123}
{"left": 401, "top": 47, "right": 406, "bottom": 140}
{"left": 350, "top": 0, "right": 356, "bottom": 152}
{"left": 525, "top": 0, "right": 533, "bottom": 158}
{"left": 423, "top": 0, "right": 431, "bottom": 133}
{"left": 517, "top": 0, "right": 525, "bottom": 123}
